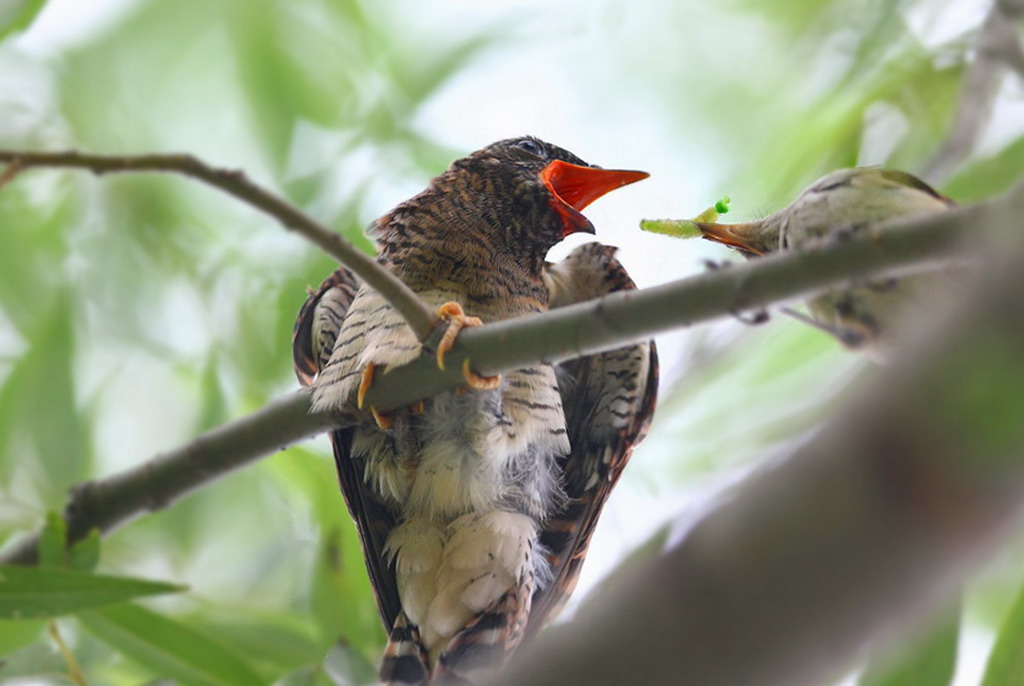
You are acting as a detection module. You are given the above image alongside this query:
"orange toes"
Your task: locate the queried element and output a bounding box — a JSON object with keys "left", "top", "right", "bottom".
{"left": 357, "top": 363, "right": 378, "bottom": 410}
{"left": 358, "top": 363, "right": 393, "bottom": 429}
{"left": 461, "top": 358, "right": 501, "bottom": 390}
{"left": 437, "top": 302, "right": 466, "bottom": 319}
{"left": 435, "top": 301, "right": 487, "bottom": 376}
{"left": 433, "top": 301, "right": 500, "bottom": 390}
{"left": 370, "top": 406, "right": 393, "bottom": 430}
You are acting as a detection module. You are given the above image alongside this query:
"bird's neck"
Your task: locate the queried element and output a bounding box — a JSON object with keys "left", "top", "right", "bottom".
{"left": 375, "top": 190, "right": 551, "bottom": 286}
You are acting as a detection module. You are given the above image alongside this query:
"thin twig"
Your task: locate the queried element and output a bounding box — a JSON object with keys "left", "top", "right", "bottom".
{"left": 922, "top": 0, "right": 1024, "bottom": 182}
{"left": 48, "top": 622, "right": 90, "bottom": 686}
{"left": 0, "top": 150, "right": 439, "bottom": 341}
{"left": 997, "top": 0, "right": 1024, "bottom": 76}
{"left": 0, "top": 157, "right": 23, "bottom": 192}
{"left": 4, "top": 182, "right": 1019, "bottom": 567}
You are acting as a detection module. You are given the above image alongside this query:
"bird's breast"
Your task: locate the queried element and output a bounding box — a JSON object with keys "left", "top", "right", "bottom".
{"left": 365, "top": 362, "right": 568, "bottom": 523}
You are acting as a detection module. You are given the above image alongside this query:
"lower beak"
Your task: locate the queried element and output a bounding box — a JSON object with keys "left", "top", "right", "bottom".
{"left": 541, "top": 160, "right": 648, "bottom": 236}
{"left": 696, "top": 221, "right": 771, "bottom": 257}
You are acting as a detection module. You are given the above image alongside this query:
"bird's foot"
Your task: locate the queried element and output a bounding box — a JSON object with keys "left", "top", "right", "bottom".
{"left": 435, "top": 302, "right": 501, "bottom": 390}
{"left": 357, "top": 362, "right": 393, "bottom": 430}
{"left": 732, "top": 307, "right": 770, "bottom": 326}
{"left": 700, "top": 258, "right": 732, "bottom": 272}
{"left": 780, "top": 307, "right": 870, "bottom": 348}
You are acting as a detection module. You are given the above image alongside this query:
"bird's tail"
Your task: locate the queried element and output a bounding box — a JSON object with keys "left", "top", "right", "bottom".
{"left": 381, "top": 574, "right": 532, "bottom": 684}
{"left": 431, "top": 584, "right": 531, "bottom": 685}
{"left": 380, "top": 612, "right": 430, "bottom": 686}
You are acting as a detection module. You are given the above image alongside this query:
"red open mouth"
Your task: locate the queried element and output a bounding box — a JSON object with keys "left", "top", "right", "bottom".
{"left": 540, "top": 160, "right": 649, "bottom": 236}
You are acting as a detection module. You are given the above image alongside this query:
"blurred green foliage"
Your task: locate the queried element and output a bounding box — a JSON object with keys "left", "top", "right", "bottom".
{"left": 0, "top": 0, "right": 1022, "bottom": 684}
{"left": 859, "top": 605, "right": 960, "bottom": 686}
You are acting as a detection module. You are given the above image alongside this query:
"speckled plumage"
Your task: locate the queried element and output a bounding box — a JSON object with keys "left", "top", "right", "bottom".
{"left": 293, "top": 138, "right": 656, "bottom": 684}
{"left": 698, "top": 167, "right": 958, "bottom": 357}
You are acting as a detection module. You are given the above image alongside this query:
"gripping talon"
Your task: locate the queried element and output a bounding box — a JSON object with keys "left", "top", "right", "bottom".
{"left": 434, "top": 302, "right": 501, "bottom": 389}
{"left": 370, "top": 406, "right": 393, "bottom": 430}
{"left": 436, "top": 303, "right": 482, "bottom": 371}
{"left": 358, "top": 363, "right": 393, "bottom": 429}
{"left": 358, "top": 363, "right": 377, "bottom": 409}
{"left": 462, "top": 358, "right": 501, "bottom": 390}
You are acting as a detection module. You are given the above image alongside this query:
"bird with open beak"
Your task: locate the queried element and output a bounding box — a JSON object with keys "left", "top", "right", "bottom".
{"left": 293, "top": 137, "right": 657, "bottom": 684}
{"left": 696, "top": 167, "right": 957, "bottom": 358}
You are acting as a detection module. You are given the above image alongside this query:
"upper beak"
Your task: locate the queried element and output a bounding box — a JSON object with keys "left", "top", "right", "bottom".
{"left": 696, "top": 220, "right": 773, "bottom": 258}
{"left": 541, "top": 160, "right": 649, "bottom": 236}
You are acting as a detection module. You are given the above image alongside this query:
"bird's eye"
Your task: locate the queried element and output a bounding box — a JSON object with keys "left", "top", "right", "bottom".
{"left": 514, "top": 139, "right": 544, "bottom": 158}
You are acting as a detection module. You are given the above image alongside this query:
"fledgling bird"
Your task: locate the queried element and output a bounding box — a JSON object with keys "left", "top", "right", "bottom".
{"left": 293, "top": 137, "right": 658, "bottom": 685}
{"left": 696, "top": 167, "right": 957, "bottom": 357}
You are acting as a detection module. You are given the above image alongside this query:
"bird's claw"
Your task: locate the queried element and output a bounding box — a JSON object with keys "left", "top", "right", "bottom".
{"left": 357, "top": 363, "right": 377, "bottom": 410}
{"left": 462, "top": 358, "right": 501, "bottom": 390}
{"left": 780, "top": 306, "right": 869, "bottom": 348}
{"left": 436, "top": 302, "right": 502, "bottom": 390}
{"left": 701, "top": 258, "right": 732, "bottom": 272}
{"left": 732, "top": 307, "right": 770, "bottom": 326}
{"left": 358, "top": 362, "right": 393, "bottom": 430}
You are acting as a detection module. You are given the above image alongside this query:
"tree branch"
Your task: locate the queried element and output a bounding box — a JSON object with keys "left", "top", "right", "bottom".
{"left": 4, "top": 182, "right": 1017, "bottom": 567}
{"left": 490, "top": 171, "right": 1024, "bottom": 686}
{"left": 364, "top": 189, "right": 995, "bottom": 412}
{"left": 921, "top": 0, "right": 1024, "bottom": 183}
{"left": 0, "top": 149, "right": 439, "bottom": 341}
{"left": 0, "top": 391, "right": 332, "bottom": 565}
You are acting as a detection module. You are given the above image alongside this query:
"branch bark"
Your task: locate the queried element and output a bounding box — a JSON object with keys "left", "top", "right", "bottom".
{"left": 3, "top": 182, "right": 1018, "bottom": 566}
{"left": 364, "top": 190, "right": 992, "bottom": 411}
{"left": 490, "top": 170, "right": 1024, "bottom": 686}
{"left": 0, "top": 149, "right": 439, "bottom": 341}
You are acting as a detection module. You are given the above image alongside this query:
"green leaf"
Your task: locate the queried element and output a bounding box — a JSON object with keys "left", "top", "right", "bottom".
{"left": 981, "top": 578, "right": 1024, "bottom": 686}
{"left": 0, "top": 565, "right": 185, "bottom": 619}
{"left": 37, "top": 512, "right": 67, "bottom": 568}
{"left": 0, "top": 293, "right": 90, "bottom": 500}
{"left": 0, "top": 618, "right": 46, "bottom": 656}
{"left": 268, "top": 448, "right": 382, "bottom": 654}
{"left": 943, "top": 134, "right": 1024, "bottom": 205}
{"left": 0, "top": 0, "right": 49, "bottom": 41}
{"left": 0, "top": 641, "right": 66, "bottom": 680}
{"left": 273, "top": 665, "right": 338, "bottom": 686}
{"left": 859, "top": 606, "right": 959, "bottom": 686}
{"left": 311, "top": 527, "right": 383, "bottom": 657}
{"left": 185, "top": 607, "right": 326, "bottom": 678}
{"left": 68, "top": 529, "right": 101, "bottom": 572}
{"left": 322, "top": 640, "right": 376, "bottom": 686}
{"left": 274, "top": 666, "right": 318, "bottom": 686}
{"left": 78, "top": 603, "right": 264, "bottom": 686}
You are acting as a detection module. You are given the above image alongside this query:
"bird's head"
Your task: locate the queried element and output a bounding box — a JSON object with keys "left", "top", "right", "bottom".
{"left": 696, "top": 168, "right": 954, "bottom": 259}
{"left": 695, "top": 218, "right": 778, "bottom": 259}
{"left": 445, "top": 136, "right": 648, "bottom": 254}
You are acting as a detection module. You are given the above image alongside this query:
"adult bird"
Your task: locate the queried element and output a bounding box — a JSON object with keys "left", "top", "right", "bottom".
{"left": 293, "top": 137, "right": 658, "bottom": 684}
{"left": 695, "top": 167, "right": 957, "bottom": 358}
